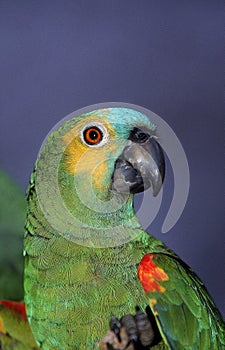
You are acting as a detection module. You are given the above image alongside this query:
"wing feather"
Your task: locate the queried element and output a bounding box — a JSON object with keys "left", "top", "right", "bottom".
{"left": 138, "top": 252, "right": 225, "bottom": 349}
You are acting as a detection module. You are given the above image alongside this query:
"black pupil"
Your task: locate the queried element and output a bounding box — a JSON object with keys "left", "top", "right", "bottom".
{"left": 89, "top": 130, "right": 98, "bottom": 140}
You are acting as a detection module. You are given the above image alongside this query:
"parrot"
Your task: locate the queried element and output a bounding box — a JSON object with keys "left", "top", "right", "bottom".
{"left": 22, "top": 107, "right": 225, "bottom": 349}
{"left": 1, "top": 108, "right": 224, "bottom": 349}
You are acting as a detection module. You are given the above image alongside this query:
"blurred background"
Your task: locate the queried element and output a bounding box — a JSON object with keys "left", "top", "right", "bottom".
{"left": 0, "top": 1, "right": 224, "bottom": 317}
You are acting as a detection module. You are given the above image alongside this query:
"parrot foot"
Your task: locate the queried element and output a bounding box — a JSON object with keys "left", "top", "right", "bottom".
{"left": 99, "top": 306, "right": 161, "bottom": 350}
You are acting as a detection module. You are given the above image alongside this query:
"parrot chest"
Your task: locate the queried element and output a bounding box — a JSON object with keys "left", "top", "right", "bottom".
{"left": 26, "top": 245, "right": 148, "bottom": 349}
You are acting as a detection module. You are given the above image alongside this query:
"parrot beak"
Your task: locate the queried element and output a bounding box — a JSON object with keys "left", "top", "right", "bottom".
{"left": 112, "top": 128, "right": 165, "bottom": 196}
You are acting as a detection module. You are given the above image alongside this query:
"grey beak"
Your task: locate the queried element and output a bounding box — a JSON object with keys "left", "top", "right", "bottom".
{"left": 112, "top": 128, "right": 165, "bottom": 196}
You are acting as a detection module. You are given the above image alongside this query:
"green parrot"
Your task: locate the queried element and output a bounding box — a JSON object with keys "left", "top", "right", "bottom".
{"left": 22, "top": 107, "right": 225, "bottom": 350}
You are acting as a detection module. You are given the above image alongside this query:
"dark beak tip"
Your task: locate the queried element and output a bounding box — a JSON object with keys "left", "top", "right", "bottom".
{"left": 152, "top": 184, "right": 163, "bottom": 197}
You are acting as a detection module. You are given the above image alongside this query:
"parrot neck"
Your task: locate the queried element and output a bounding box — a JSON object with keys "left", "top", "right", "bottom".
{"left": 30, "top": 168, "right": 143, "bottom": 248}
{"left": 60, "top": 174, "right": 142, "bottom": 247}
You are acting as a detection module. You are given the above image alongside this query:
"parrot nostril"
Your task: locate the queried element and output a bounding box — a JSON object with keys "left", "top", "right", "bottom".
{"left": 129, "top": 127, "right": 149, "bottom": 144}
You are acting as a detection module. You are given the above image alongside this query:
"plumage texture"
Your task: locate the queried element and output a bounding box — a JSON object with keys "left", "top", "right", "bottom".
{"left": 23, "top": 108, "right": 225, "bottom": 349}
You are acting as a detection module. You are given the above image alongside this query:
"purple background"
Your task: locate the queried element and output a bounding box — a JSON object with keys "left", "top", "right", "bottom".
{"left": 0, "top": 1, "right": 224, "bottom": 317}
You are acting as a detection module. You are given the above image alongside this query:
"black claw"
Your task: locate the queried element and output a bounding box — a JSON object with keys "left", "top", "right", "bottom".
{"left": 121, "top": 314, "right": 146, "bottom": 350}
{"left": 135, "top": 307, "right": 155, "bottom": 348}
{"left": 132, "top": 339, "right": 147, "bottom": 350}
{"left": 110, "top": 316, "right": 122, "bottom": 343}
{"left": 106, "top": 342, "right": 115, "bottom": 350}
{"left": 121, "top": 314, "right": 138, "bottom": 341}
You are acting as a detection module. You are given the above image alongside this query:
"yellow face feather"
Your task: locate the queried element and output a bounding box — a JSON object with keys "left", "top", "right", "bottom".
{"left": 61, "top": 116, "right": 117, "bottom": 192}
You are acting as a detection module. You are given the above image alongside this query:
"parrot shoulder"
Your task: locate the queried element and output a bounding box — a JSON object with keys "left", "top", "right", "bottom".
{"left": 138, "top": 250, "right": 225, "bottom": 350}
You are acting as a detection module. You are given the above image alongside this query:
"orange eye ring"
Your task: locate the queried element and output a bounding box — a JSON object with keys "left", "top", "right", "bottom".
{"left": 83, "top": 126, "right": 103, "bottom": 145}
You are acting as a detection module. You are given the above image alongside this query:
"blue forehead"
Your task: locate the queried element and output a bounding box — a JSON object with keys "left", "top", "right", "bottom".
{"left": 83, "top": 107, "right": 156, "bottom": 132}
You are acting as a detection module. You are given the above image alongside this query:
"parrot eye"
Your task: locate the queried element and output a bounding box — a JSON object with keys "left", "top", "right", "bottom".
{"left": 81, "top": 124, "right": 108, "bottom": 147}
{"left": 84, "top": 127, "right": 103, "bottom": 145}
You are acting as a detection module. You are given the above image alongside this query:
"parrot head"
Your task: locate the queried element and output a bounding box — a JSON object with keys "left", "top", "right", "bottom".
{"left": 35, "top": 107, "right": 165, "bottom": 247}
{"left": 61, "top": 108, "right": 164, "bottom": 195}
